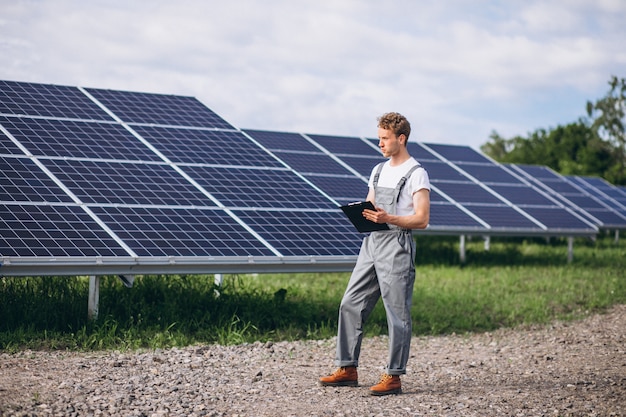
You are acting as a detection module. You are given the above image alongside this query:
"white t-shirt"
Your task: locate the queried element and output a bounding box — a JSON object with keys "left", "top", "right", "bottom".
{"left": 368, "top": 157, "right": 430, "bottom": 216}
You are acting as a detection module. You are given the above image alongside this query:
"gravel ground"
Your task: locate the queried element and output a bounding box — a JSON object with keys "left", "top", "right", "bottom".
{"left": 1, "top": 305, "right": 624, "bottom": 417}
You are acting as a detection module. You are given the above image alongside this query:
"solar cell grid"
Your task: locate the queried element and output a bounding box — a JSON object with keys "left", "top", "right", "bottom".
{"left": 303, "top": 175, "right": 368, "bottom": 205}
{"left": 271, "top": 151, "right": 353, "bottom": 175}
{"left": 337, "top": 155, "right": 385, "bottom": 177}
{"left": 133, "top": 126, "right": 283, "bottom": 167}
{"left": 434, "top": 182, "right": 503, "bottom": 204}
{"left": 90, "top": 206, "right": 275, "bottom": 257}
{"left": 309, "top": 134, "right": 380, "bottom": 156}
{"left": 1, "top": 156, "right": 73, "bottom": 203}
{"left": 456, "top": 163, "right": 522, "bottom": 184}
{"left": 0, "top": 116, "right": 161, "bottom": 161}
{"left": 182, "top": 165, "right": 336, "bottom": 209}
{"left": 0, "top": 204, "right": 127, "bottom": 257}
{"left": 244, "top": 130, "right": 319, "bottom": 152}
{"left": 427, "top": 203, "right": 486, "bottom": 229}
{"left": 41, "top": 159, "right": 215, "bottom": 206}
{"left": 0, "top": 128, "right": 23, "bottom": 155}
{"left": 0, "top": 81, "right": 113, "bottom": 121}
{"left": 406, "top": 142, "right": 441, "bottom": 161}
{"left": 421, "top": 161, "right": 468, "bottom": 182}
{"left": 231, "top": 209, "right": 361, "bottom": 256}
{"left": 424, "top": 143, "right": 491, "bottom": 163}
{"left": 488, "top": 184, "right": 556, "bottom": 206}
{"left": 467, "top": 205, "right": 541, "bottom": 229}
{"left": 86, "top": 88, "right": 234, "bottom": 129}
{"left": 521, "top": 207, "right": 592, "bottom": 229}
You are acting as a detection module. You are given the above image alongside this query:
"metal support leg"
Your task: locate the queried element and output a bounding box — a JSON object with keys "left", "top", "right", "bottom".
{"left": 484, "top": 236, "right": 490, "bottom": 251}
{"left": 459, "top": 235, "right": 466, "bottom": 264}
{"left": 88, "top": 275, "right": 100, "bottom": 320}
{"left": 567, "top": 237, "right": 574, "bottom": 264}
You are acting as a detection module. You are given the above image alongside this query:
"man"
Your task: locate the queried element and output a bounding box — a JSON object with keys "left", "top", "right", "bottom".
{"left": 320, "top": 112, "right": 430, "bottom": 396}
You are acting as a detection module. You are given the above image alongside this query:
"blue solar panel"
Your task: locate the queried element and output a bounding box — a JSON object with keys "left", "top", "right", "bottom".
{"left": 434, "top": 182, "right": 503, "bottom": 204}
{"left": 181, "top": 165, "right": 337, "bottom": 209}
{"left": 308, "top": 134, "right": 380, "bottom": 156}
{"left": 86, "top": 88, "right": 234, "bottom": 129}
{"left": 303, "top": 175, "right": 368, "bottom": 205}
{"left": 522, "top": 207, "right": 602, "bottom": 230}
{"left": 1, "top": 156, "right": 73, "bottom": 203}
{"left": 509, "top": 164, "right": 626, "bottom": 229}
{"left": 466, "top": 205, "right": 541, "bottom": 229}
{"left": 0, "top": 81, "right": 113, "bottom": 121}
{"left": 337, "top": 155, "right": 385, "bottom": 177}
{"left": 0, "top": 128, "right": 23, "bottom": 155}
{"left": 406, "top": 142, "right": 441, "bottom": 161}
{"left": 245, "top": 129, "right": 320, "bottom": 152}
{"left": 0, "top": 204, "right": 128, "bottom": 257}
{"left": 90, "top": 206, "right": 275, "bottom": 257}
{"left": 270, "top": 151, "right": 354, "bottom": 175}
{"left": 231, "top": 209, "right": 362, "bottom": 256}
{"left": 132, "top": 126, "right": 283, "bottom": 167}
{"left": 427, "top": 203, "right": 486, "bottom": 229}
{"left": 41, "top": 159, "right": 215, "bottom": 206}
{"left": 0, "top": 116, "right": 162, "bottom": 161}
{"left": 423, "top": 143, "right": 492, "bottom": 163}
{"left": 421, "top": 161, "right": 468, "bottom": 182}
{"left": 488, "top": 184, "right": 556, "bottom": 206}
{"left": 456, "top": 163, "right": 523, "bottom": 184}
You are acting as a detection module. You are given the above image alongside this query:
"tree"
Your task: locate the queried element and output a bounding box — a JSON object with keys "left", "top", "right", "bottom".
{"left": 480, "top": 75, "right": 626, "bottom": 185}
{"left": 585, "top": 75, "right": 626, "bottom": 184}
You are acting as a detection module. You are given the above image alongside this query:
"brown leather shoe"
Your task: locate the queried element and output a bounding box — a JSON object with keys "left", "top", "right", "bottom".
{"left": 319, "top": 367, "right": 358, "bottom": 387}
{"left": 369, "top": 373, "right": 401, "bottom": 396}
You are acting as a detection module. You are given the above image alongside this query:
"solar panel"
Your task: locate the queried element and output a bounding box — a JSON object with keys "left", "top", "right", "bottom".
{"left": 244, "top": 129, "right": 320, "bottom": 152}
{"left": 0, "top": 81, "right": 112, "bottom": 121}
{"left": 231, "top": 209, "right": 361, "bottom": 256}
{"left": 1, "top": 156, "right": 74, "bottom": 203}
{"left": 509, "top": 164, "right": 626, "bottom": 229}
{"left": 303, "top": 175, "right": 369, "bottom": 205}
{"left": 0, "top": 116, "right": 162, "bottom": 161}
{"left": 133, "top": 126, "right": 283, "bottom": 167}
{"left": 270, "top": 151, "right": 354, "bottom": 175}
{"left": 307, "top": 134, "right": 380, "bottom": 156}
{"left": 0, "top": 204, "right": 128, "bottom": 257}
{"left": 424, "top": 143, "right": 492, "bottom": 164}
{"left": 85, "top": 88, "right": 234, "bottom": 129}
{"left": 181, "top": 165, "right": 337, "bottom": 209}
{"left": 41, "top": 159, "right": 216, "bottom": 206}
{"left": 90, "top": 206, "right": 275, "bottom": 257}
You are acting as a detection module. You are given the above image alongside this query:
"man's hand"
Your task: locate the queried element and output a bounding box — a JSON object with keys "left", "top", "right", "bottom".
{"left": 362, "top": 206, "right": 388, "bottom": 224}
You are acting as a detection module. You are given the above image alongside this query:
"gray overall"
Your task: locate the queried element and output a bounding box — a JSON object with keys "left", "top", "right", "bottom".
{"left": 335, "top": 163, "right": 420, "bottom": 375}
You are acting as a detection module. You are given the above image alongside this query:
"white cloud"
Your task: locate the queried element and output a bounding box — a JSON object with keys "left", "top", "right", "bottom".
{"left": 1, "top": 0, "right": 625, "bottom": 148}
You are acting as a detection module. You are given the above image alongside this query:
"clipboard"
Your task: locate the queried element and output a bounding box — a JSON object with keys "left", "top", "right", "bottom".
{"left": 340, "top": 201, "right": 390, "bottom": 233}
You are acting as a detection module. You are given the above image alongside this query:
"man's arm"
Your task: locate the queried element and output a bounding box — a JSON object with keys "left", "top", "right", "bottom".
{"left": 363, "top": 188, "right": 430, "bottom": 230}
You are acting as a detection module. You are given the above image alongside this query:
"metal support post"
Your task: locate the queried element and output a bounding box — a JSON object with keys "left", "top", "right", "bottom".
{"left": 459, "top": 235, "right": 466, "bottom": 264}
{"left": 88, "top": 275, "right": 100, "bottom": 320}
{"left": 567, "top": 237, "right": 574, "bottom": 264}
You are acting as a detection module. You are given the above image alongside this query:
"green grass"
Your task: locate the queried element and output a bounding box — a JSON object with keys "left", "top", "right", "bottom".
{"left": 1, "top": 235, "right": 624, "bottom": 352}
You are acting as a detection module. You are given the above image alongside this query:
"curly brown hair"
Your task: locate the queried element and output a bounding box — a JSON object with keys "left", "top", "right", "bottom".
{"left": 377, "top": 112, "right": 411, "bottom": 140}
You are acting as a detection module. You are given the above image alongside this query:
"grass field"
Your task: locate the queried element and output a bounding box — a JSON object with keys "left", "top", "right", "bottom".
{"left": 1, "top": 235, "right": 624, "bottom": 352}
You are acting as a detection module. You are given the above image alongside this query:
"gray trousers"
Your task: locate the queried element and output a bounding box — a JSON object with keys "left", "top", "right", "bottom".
{"left": 335, "top": 229, "right": 416, "bottom": 375}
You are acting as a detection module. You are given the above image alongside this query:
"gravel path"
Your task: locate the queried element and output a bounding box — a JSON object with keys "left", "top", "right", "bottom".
{"left": 1, "top": 305, "right": 624, "bottom": 417}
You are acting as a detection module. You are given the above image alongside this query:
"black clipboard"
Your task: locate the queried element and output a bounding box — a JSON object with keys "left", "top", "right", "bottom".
{"left": 340, "top": 201, "right": 390, "bottom": 233}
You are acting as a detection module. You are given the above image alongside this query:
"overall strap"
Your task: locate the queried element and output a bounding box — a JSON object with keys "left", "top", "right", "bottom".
{"left": 372, "top": 162, "right": 385, "bottom": 188}
{"left": 393, "top": 163, "right": 422, "bottom": 202}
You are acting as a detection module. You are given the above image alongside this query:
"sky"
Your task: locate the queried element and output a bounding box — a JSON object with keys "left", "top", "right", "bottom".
{"left": 1, "top": 0, "right": 625, "bottom": 150}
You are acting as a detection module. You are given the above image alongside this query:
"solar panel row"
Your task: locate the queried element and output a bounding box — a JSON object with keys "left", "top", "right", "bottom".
{"left": 1, "top": 79, "right": 623, "bottom": 276}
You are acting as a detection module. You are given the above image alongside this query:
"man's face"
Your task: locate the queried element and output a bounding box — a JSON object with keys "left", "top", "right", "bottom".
{"left": 377, "top": 127, "right": 403, "bottom": 158}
